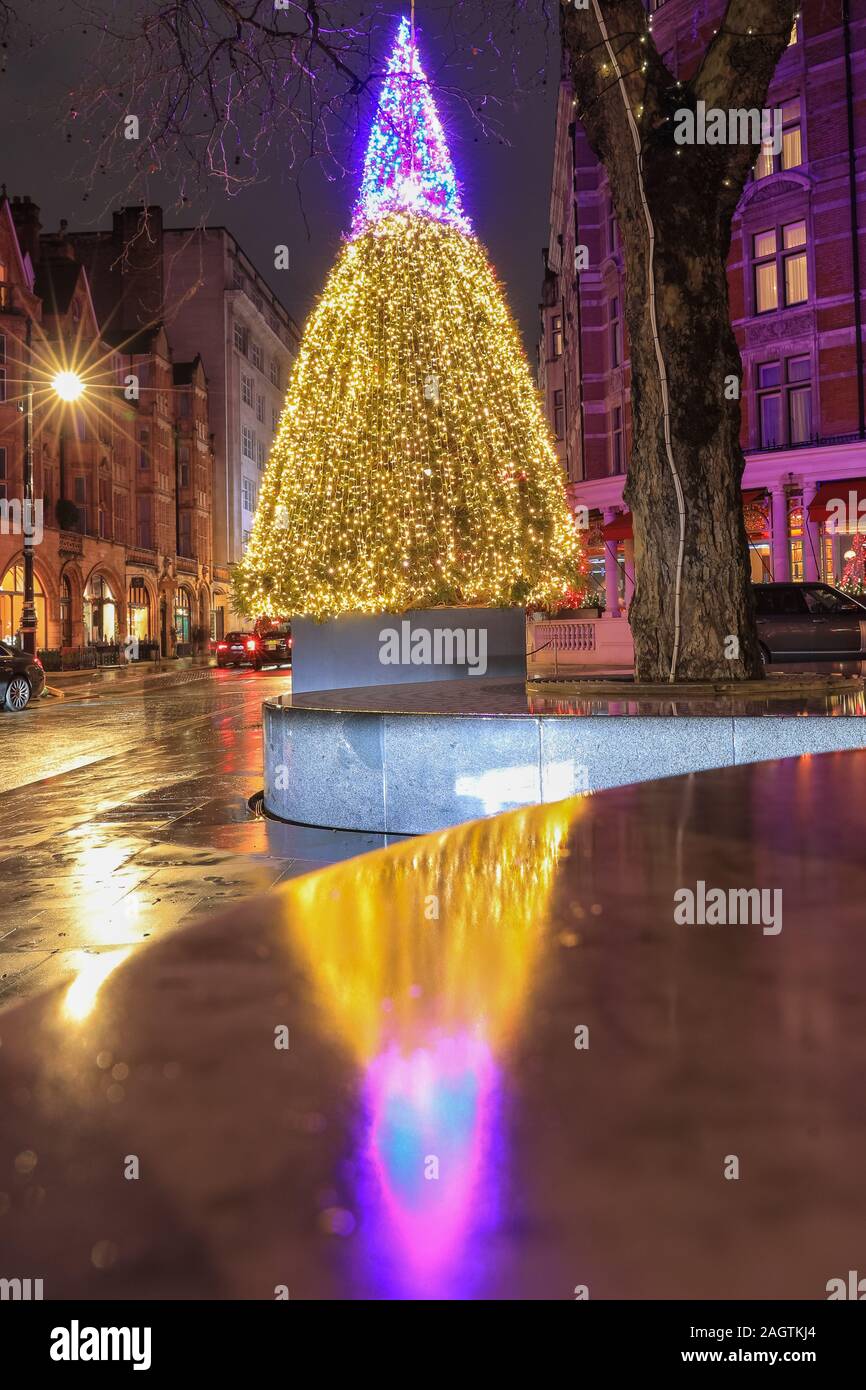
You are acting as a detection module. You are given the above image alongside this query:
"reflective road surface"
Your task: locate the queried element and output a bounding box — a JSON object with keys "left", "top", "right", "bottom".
{"left": 0, "top": 667, "right": 396, "bottom": 1010}
{"left": 0, "top": 748, "right": 864, "bottom": 1299}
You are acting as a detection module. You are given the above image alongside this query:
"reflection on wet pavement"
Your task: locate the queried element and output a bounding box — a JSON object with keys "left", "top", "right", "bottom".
{"left": 1, "top": 754, "right": 864, "bottom": 1299}
{"left": 0, "top": 669, "right": 401, "bottom": 1010}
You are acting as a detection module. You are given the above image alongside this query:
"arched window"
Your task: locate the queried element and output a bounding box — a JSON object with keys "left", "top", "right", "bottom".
{"left": 83, "top": 573, "right": 116, "bottom": 644}
{"left": 128, "top": 579, "right": 151, "bottom": 642}
{"left": 60, "top": 574, "right": 73, "bottom": 646}
{"left": 0, "top": 564, "right": 47, "bottom": 649}
{"left": 174, "top": 587, "right": 192, "bottom": 644}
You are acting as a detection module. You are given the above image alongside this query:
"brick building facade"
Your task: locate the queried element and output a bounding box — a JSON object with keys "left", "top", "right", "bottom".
{"left": 539, "top": 0, "right": 866, "bottom": 615}
{"left": 0, "top": 193, "right": 215, "bottom": 660}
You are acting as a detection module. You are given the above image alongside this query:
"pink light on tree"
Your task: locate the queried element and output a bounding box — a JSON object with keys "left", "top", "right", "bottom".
{"left": 351, "top": 15, "right": 470, "bottom": 238}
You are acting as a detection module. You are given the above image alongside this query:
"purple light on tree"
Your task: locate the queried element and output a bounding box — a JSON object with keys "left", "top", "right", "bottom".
{"left": 351, "top": 15, "right": 471, "bottom": 238}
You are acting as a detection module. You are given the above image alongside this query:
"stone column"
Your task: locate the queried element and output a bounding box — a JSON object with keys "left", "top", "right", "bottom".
{"left": 770, "top": 486, "right": 790, "bottom": 583}
{"left": 802, "top": 483, "right": 821, "bottom": 581}
{"left": 603, "top": 509, "right": 620, "bottom": 618}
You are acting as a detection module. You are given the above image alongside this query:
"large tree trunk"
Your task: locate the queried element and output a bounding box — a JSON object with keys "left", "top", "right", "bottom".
{"left": 562, "top": 0, "right": 799, "bottom": 682}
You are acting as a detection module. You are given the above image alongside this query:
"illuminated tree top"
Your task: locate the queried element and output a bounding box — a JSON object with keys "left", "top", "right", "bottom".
{"left": 351, "top": 16, "right": 470, "bottom": 238}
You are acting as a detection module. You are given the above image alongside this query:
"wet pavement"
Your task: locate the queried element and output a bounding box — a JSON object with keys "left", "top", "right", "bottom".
{"left": 0, "top": 751, "right": 863, "bottom": 1299}
{"left": 0, "top": 667, "right": 399, "bottom": 1011}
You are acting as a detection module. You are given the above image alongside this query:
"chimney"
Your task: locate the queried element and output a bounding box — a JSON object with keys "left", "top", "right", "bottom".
{"left": 10, "top": 195, "right": 42, "bottom": 265}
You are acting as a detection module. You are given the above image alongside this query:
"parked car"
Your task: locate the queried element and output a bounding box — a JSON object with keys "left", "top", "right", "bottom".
{"left": 253, "top": 619, "right": 292, "bottom": 668}
{"left": 0, "top": 641, "right": 46, "bottom": 711}
{"left": 216, "top": 632, "right": 260, "bottom": 669}
{"left": 215, "top": 624, "right": 292, "bottom": 671}
{"left": 752, "top": 582, "right": 866, "bottom": 662}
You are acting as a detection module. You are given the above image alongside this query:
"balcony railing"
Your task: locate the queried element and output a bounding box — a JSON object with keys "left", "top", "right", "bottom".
{"left": 58, "top": 531, "right": 84, "bottom": 557}
{"left": 176, "top": 555, "right": 198, "bottom": 576}
{"left": 127, "top": 546, "right": 158, "bottom": 568}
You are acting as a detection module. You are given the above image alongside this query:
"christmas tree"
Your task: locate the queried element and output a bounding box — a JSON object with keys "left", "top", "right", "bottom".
{"left": 233, "top": 16, "right": 581, "bottom": 622}
{"left": 840, "top": 534, "right": 866, "bottom": 596}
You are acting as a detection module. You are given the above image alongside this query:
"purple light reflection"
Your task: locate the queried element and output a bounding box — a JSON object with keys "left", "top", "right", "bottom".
{"left": 358, "top": 1031, "right": 501, "bottom": 1298}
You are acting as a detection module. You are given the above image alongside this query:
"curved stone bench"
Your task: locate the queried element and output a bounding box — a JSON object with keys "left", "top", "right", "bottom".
{"left": 263, "top": 676, "right": 866, "bottom": 834}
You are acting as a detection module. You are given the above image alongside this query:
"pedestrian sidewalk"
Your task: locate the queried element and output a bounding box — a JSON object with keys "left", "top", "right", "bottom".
{"left": 45, "top": 655, "right": 216, "bottom": 699}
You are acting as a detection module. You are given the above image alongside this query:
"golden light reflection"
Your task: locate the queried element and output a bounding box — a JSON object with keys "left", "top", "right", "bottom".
{"left": 283, "top": 798, "right": 583, "bottom": 1063}
{"left": 63, "top": 948, "right": 132, "bottom": 1023}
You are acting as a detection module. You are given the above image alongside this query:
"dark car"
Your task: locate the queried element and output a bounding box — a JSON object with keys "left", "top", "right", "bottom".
{"left": 752, "top": 582, "right": 866, "bottom": 662}
{"left": 0, "top": 640, "right": 46, "bottom": 711}
{"left": 253, "top": 620, "right": 292, "bottom": 668}
{"left": 215, "top": 632, "right": 260, "bottom": 668}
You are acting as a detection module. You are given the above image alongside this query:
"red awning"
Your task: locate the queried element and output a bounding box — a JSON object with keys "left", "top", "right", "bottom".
{"left": 807, "top": 478, "right": 866, "bottom": 523}
{"left": 741, "top": 489, "right": 767, "bottom": 504}
{"left": 602, "top": 512, "right": 633, "bottom": 542}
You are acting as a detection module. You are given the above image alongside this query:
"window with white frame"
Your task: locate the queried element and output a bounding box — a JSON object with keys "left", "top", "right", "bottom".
{"left": 242, "top": 425, "right": 255, "bottom": 460}
{"left": 241, "top": 373, "right": 253, "bottom": 407}
{"left": 256, "top": 393, "right": 265, "bottom": 423}
{"left": 753, "top": 220, "right": 808, "bottom": 314}
{"left": 242, "top": 477, "right": 257, "bottom": 513}
{"left": 755, "top": 98, "right": 802, "bottom": 180}
{"left": 757, "top": 356, "right": 812, "bottom": 449}
{"left": 250, "top": 340, "right": 264, "bottom": 371}
{"left": 270, "top": 358, "right": 280, "bottom": 388}
{"left": 233, "top": 322, "right": 247, "bottom": 355}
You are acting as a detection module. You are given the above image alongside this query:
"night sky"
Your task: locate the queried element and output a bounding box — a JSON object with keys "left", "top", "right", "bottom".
{"left": 1, "top": 2, "right": 559, "bottom": 354}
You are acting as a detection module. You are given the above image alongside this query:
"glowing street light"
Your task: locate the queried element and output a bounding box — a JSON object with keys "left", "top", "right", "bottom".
{"left": 51, "top": 369, "right": 86, "bottom": 402}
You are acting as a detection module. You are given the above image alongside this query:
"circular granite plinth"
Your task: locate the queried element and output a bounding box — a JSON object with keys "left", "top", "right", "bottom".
{"left": 263, "top": 677, "right": 866, "bottom": 835}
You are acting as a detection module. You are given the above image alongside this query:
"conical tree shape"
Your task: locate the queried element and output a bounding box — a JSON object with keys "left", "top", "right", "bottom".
{"left": 233, "top": 18, "right": 581, "bottom": 622}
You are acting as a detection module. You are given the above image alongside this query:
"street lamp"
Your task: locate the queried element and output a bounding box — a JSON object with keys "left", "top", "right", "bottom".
{"left": 51, "top": 370, "right": 86, "bottom": 403}
{"left": 19, "top": 315, "right": 87, "bottom": 656}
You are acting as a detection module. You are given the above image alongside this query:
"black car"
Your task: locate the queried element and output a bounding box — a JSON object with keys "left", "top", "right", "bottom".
{"left": 0, "top": 640, "right": 46, "bottom": 711}
{"left": 752, "top": 582, "right": 866, "bottom": 662}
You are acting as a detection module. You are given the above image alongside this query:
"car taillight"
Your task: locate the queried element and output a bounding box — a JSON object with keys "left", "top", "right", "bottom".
{"left": 35, "top": 657, "right": 44, "bottom": 670}
{"left": 217, "top": 643, "right": 228, "bottom": 651}
{"left": 246, "top": 639, "right": 257, "bottom": 651}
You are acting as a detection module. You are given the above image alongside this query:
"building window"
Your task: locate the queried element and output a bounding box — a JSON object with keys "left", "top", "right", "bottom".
{"left": 609, "top": 295, "right": 622, "bottom": 368}
{"left": 174, "top": 588, "right": 192, "bottom": 644}
{"left": 256, "top": 438, "right": 266, "bottom": 468}
{"left": 0, "top": 446, "right": 6, "bottom": 500}
{"left": 242, "top": 477, "right": 257, "bottom": 513}
{"left": 1, "top": 563, "right": 47, "bottom": 649}
{"left": 0, "top": 367, "right": 5, "bottom": 403}
{"left": 755, "top": 98, "right": 802, "bottom": 179}
{"left": 139, "top": 428, "right": 150, "bottom": 470}
{"left": 551, "top": 315, "right": 563, "bottom": 359}
{"left": 234, "top": 322, "right": 247, "bottom": 355}
{"left": 611, "top": 405, "right": 624, "bottom": 475}
{"left": 256, "top": 393, "right": 265, "bottom": 423}
{"left": 128, "top": 579, "right": 150, "bottom": 641}
{"left": 241, "top": 372, "right": 253, "bottom": 407}
{"left": 250, "top": 340, "right": 264, "bottom": 371}
{"left": 757, "top": 356, "right": 812, "bottom": 448}
{"left": 0, "top": 334, "right": 5, "bottom": 361}
{"left": 60, "top": 574, "right": 73, "bottom": 646}
{"left": 179, "top": 444, "right": 190, "bottom": 487}
{"left": 242, "top": 529, "right": 251, "bottom": 549}
{"left": 137, "top": 496, "right": 152, "bottom": 549}
{"left": 242, "top": 425, "right": 255, "bottom": 460}
{"left": 753, "top": 221, "right": 808, "bottom": 313}
{"left": 552, "top": 389, "right": 565, "bottom": 439}
{"left": 270, "top": 358, "right": 280, "bottom": 388}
